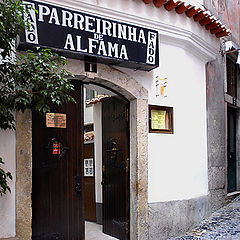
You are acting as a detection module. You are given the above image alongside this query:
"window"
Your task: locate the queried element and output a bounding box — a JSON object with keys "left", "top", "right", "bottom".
{"left": 149, "top": 105, "right": 173, "bottom": 134}
{"left": 86, "top": 89, "right": 97, "bottom": 101}
{"left": 227, "top": 57, "right": 238, "bottom": 98}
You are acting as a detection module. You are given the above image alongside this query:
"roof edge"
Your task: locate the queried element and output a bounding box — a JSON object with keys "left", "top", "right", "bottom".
{"left": 159, "top": 23, "right": 219, "bottom": 62}
{"left": 142, "top": 0, "right": 230, "bottom": 39}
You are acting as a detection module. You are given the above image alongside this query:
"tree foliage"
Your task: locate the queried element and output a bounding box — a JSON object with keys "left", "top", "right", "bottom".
{"left": 0, "top": 0, "right": 76, "bottom": 195}
{"left": 0, "top": 49, "right": 75, "bottom": 129}
{"left": 0, "top": 0, "right": 28, "bottom": 58}
{"left": 0, "top": 158, "right": 12, "bottom": 196}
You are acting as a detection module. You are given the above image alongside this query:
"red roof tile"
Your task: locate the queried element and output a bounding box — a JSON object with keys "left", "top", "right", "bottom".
{"left": 85, "top": 95, "right": 110, "bottom": 105}
{"left": 142, "top": 0, "right": 230, "bottom": 38}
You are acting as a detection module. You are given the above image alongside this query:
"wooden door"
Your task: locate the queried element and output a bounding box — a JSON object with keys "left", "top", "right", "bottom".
{"left": 227, "top": 107, "right": 237, "bottom": 193}
{"left": 83, "top": 143, "right": 96, "bottom": 221}
{"left": 32, "top": 81, "right": 84, "bottom": 240}
{"left": 102, "top": 96, "right": 130, "bottom": 240}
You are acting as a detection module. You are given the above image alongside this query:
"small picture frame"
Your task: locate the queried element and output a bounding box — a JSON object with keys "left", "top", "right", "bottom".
{"left": 84, "top": 158, "right": 94, "bottom": 177}
{"left": 149, "top": 105, "right": 173, "bottom": 134}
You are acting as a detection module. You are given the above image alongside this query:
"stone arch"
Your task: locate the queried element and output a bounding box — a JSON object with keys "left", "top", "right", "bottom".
{"left": 65, "top": 59, "right": 148, "bottom": 100}
{"left": 16, "top": 60, "right": 149, "bottom": 240}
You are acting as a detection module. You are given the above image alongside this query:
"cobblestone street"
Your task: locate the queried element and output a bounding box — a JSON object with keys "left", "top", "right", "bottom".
{"left": 169, "top": 195, "right": 240, "bottom": 240}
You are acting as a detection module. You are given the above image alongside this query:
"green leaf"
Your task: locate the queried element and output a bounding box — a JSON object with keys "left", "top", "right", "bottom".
{"left": 0, "top": 0, "right": 76, "bottom": 132}
{"left": 0, "top": 157, "right": 12, "bottom": 195}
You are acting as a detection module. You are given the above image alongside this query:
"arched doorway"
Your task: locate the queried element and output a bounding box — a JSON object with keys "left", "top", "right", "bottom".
{"left": 31, "top": 81, "right": 130, "bottom": 240}
{"left": 16, "top": 63, "right": 149, "bottom": 240}
{"left": 83, "top": 83, "right": 130, "bottom": 240}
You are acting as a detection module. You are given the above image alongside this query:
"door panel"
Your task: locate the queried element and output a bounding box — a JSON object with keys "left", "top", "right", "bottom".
{"left": 102, "top": 96, "right": 130, "bottom": 240}
{"left": 32, "top": 81, "right": 84, "bottom": 239}
{"left": 227, "top": 107, "right": 237, "bottom": 193}
{"left": 83, "top": 143, "right": 96, "bottom": 221}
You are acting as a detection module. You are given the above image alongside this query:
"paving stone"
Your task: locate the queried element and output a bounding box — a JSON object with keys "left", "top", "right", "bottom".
{"left": 168, "top": 195, "right": 240, "bottom": 240}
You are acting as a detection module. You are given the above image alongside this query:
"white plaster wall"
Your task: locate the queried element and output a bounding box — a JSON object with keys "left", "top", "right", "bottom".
{"left": 0, "top": 129, "right": 16, "bottom": 238}
{"left": 131, "top": 45, "right": 208, "bottom": 203}
{"left": 84, "top": 105, "right": 94, "bottom": 125}
{"left": 148, "top": 45, "right": 208, "bottom": 202}
{"left": 35, "top": 0, "right": 214, "bottom": 204}
{"left": 84, "top": 89, "right": 94, "bottom": 125}
{"left": 118, "top": 40, "right": 209, "bottom": 203}
{"left": 181, "top": 0, "right": 204, "bottom": 6}
{"left": 131, "top": 42, "right": 208, "bottom": 202}
{"left": 93, "top": 103, "right": 102, "bottom": 203}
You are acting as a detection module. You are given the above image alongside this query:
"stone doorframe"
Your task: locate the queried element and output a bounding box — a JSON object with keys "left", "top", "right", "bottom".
{"left": 16, "top": 60, "right": 149, "bottom": 240}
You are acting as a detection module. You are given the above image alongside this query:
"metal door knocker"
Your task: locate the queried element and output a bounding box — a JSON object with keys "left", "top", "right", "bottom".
{"left": 46, "top": 138, "right": 70, "bottom": 158}
{"left": 74, "top": 175, "right": 82, "bottom": 196}
{"left": 106, "top": 140, "right": 119, "bottom": 160}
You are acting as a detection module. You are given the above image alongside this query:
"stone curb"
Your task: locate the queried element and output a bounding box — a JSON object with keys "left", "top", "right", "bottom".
{"left": 0, "top": 238, "right": 19, "bottom": 240}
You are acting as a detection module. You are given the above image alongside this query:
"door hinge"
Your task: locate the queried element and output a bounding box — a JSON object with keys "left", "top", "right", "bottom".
{"left": 126, "top": 220, "right": 130, "bottom": 234}
{"left": 126, "top": 108, "right": 129, "bottom": 122}
{"left": 126, "top": 158, "right": 130, "bottom": 172}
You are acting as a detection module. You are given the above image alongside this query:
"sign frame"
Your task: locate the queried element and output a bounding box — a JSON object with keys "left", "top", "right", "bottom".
{"left": 18, "top": 0, "right": 159, "bottom": 71}
{"left": 46, "top": 113, "right": 66, "bottom": 129}
{"left": 149, "top": 105, "right": 174, "bottom": 134}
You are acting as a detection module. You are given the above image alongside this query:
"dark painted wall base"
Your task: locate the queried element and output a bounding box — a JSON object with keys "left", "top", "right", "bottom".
{"left": 96, "top": 202, "right": 103, "bottom": 225}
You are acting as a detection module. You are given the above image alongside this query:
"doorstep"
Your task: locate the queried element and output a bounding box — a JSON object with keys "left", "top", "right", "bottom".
{"left": 0, "top": 238, "right": 19, "bottom": 240}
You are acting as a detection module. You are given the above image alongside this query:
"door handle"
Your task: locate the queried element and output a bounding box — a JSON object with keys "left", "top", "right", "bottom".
{"left": 75, "top": 183, "right": 81, "bottom": 194}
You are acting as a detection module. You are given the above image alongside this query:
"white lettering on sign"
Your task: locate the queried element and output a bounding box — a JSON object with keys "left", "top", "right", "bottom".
{"left": 128, "top": 26, "right": 137, "bottom": 42}
{"left": 85, "top": 16, "right": 95, "bottom": 33}
{"left": 76, "top": 36, "right": 87, "bottom": 52}
{"left": 64, "top": 34, "right": 128, "bottom": 60}
{"left": 102, "top": 20, "right": 112, "bottom": 36}
{"left": 34, "top": 4, "right": 146, "bottom": 44}
{"left": 108, "top": 42, "right": 119, "bottom": 58}
{"left": 73, "top": 13, "right": 85, "bottom": 30}
{"left": 49, "top": 8, "right": 60, "bottom": 25}
{"left": 20, "top": 1, "right": 159, "bottom": 70}
{"left": 23, "top": 1, "right": 39, "bottom": 44}
{"left": 62, "top": 10, "right": 73, "bottom": 28}
{"left": 94, "top": 33, "right": 103, "bottom": 40}
{"left": 38, "top": 5, "right": 50, "bottom": 22}
{"left": 138, "top": 29, "right": 146, "bottom": 44}
{"left": 146, "top": 31, "right": 157, "bottom": 65}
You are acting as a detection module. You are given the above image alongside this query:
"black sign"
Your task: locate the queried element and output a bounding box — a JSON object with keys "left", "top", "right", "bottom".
{"left": 19, "top": 0, "right": 159, "bottom": 71}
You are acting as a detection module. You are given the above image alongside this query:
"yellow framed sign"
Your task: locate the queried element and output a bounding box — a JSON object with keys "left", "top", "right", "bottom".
{"left": 149, "top": 105, "right": 173, "bottom": 134}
